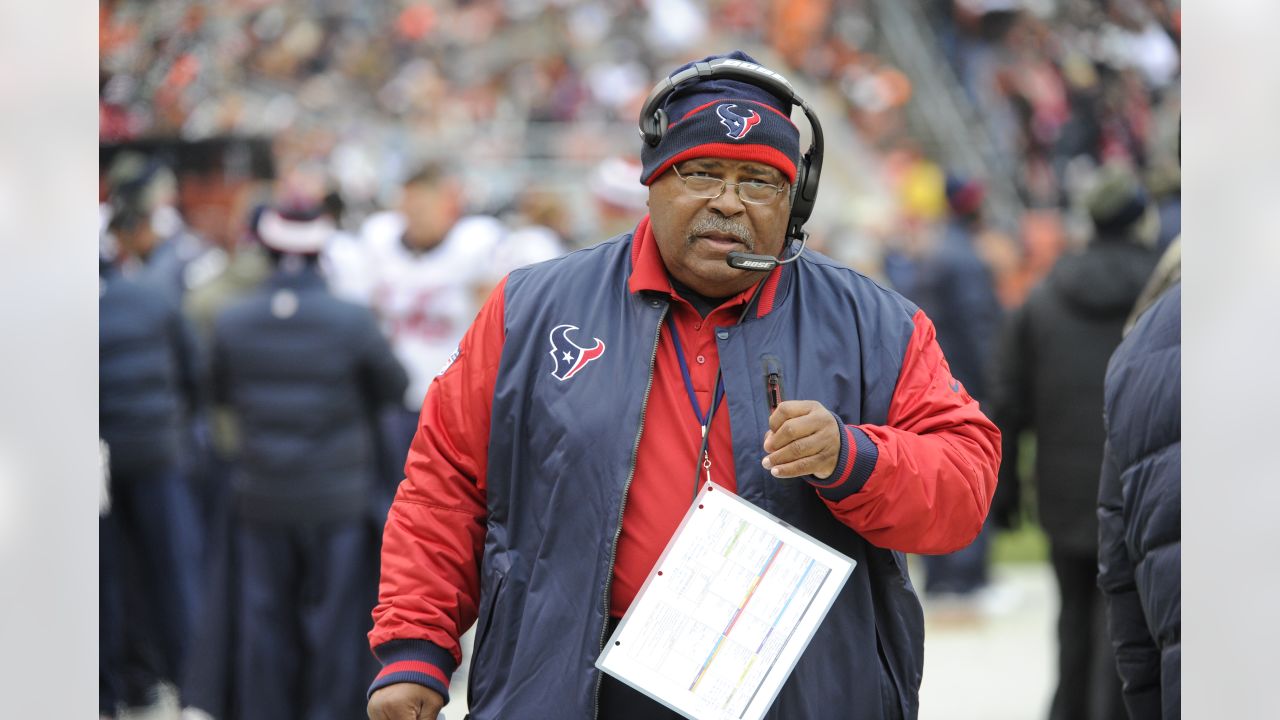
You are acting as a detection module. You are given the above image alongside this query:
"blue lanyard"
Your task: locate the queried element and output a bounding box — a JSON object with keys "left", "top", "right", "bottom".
{"left": 667, "top": 316, "right": 724, "bottom": 431}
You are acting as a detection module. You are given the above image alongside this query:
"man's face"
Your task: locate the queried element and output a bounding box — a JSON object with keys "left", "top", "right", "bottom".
{"left": 116, "top": 216, "right": 159, "bottom": 260}
{"left": 401, "top": 179, "right": 460, "bottom": 249}
{"left": 648, "top": 158, "right": 791, "bottom": 298}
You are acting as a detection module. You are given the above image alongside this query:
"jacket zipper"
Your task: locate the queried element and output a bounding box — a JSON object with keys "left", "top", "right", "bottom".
{"left": 593, "top": 300, "right": 668, "bottom": 719}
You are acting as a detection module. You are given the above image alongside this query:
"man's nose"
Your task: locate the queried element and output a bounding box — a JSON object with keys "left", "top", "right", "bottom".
{"left": 707, "top": 184, "right": 746, "bottom": 216}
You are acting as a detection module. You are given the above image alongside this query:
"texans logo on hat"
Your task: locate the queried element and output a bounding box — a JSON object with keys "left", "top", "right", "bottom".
{"left": 716, "top": 104, "right": 762, "bottom": 140}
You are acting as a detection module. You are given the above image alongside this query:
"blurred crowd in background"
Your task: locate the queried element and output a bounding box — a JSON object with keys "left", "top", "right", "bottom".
{"left": 99, "top": 0, "right": 1180, "bottom": 718}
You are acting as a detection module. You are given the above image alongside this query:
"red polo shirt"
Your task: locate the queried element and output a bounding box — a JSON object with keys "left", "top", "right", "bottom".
{"left": 611, "top": 216, "right": 781, "bottom": 616}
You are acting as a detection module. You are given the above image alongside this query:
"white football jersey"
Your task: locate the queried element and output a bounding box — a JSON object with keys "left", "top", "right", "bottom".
{"left": 486, "top": 225, "right": 566, "bottom": 283}
{"left": 361, "top": 212, "right": 504, "bottom": 409}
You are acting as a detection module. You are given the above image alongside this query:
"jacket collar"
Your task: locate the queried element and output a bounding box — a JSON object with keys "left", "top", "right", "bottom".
{"left": 267, "top": 260, "right": 327, "bottom": 289}
{"left": 626, "top": 214, "right": 783, "bottom": 318}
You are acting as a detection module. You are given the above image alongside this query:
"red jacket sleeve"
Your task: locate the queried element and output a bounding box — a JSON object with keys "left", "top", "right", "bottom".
{"left": 810, "top": 309, "right": 1001, "bottom": 553}
{"left": 367, "top": 277, "right": 506, "bottom": 702}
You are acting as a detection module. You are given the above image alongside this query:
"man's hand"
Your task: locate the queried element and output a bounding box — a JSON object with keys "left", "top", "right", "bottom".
{"left": 761, "top": 400, "right": 841, "bottom": 480}
{"left": 368, "top": 683, "right": 446, "bottom": 720}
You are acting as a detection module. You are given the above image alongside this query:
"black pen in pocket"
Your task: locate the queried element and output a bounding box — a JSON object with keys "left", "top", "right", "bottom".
{"left": 763, "top": 355, "right": 785, "bottom": 413}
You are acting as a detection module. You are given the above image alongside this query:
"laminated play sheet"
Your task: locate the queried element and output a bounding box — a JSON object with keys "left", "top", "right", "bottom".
{"left": 597, "top": 481, "right": 855, "bottom": 720}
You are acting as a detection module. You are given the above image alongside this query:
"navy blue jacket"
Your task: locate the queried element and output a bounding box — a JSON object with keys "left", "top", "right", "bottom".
{"left": 991, "top": 237, "right": 1158, "bottom": 552}
{"left": 894, "top": 220, "right": 1002, "bottom": 403}
{"left": 1098, "top": 284, "right": 1180, "bottom": 719}
{"left": 369, "top": 223, "right": 1001, "bottom": 719}
{"left": 99, "top": 261, "right": 199, "bottom": 476}
{"left": 211, "top": 263, "right": 407, "bottom": 525}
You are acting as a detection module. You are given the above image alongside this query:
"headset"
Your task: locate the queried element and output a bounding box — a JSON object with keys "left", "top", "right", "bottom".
{"left": 638, "top": 57, "right": 824, "bottom": 271}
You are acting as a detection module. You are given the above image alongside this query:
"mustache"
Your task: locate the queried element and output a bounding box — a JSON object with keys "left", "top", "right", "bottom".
{"left": 687, "top": 216, "right": 754, "bottom": 250}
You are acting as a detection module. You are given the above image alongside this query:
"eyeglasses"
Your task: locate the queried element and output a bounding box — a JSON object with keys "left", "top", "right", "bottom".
{"left": 671, "top": 166, "right": 787, "bottom": 205}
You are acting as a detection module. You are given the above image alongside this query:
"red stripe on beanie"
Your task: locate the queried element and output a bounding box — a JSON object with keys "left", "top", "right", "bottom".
{"left": 647, "top": 144, "right": 797, "bottom": 186}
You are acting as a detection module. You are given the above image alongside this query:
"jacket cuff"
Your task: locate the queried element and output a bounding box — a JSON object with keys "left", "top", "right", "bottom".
{"left": 369, "top": 639, "right": 457, "bottom": 703}
{"left": 806, "top": 418, "right": 878, "bottom": 502}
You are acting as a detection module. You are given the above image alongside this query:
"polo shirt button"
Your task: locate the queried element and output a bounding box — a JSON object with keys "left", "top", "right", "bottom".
{"left": 716, "top": 330, "right": 728, "bottom": 340}
{"left": 696, "top": 355, "right": 705, "bottom": 364}
{"left": 694, "top": 322, "right": 702, "bottom": 330}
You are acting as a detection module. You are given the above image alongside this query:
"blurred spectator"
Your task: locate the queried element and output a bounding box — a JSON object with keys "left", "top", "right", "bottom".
{"left": 590, "top": 155, "right": 649, "bottom": 242}
{"left": 210, "top": 201, "right": 408, "bottom": 720}
{"left": 104, "top": 152, "right": 207, "bottom": 301}
{"left": 1097, "top": 282, "right": 1181, "bottom": 720}
{"left": 484, "top": 187, "right": 568, "bottom": 294}
{"left": 1126, "top": 235, "right": 1180, "bottom": 335}
{"left": 179, "top": 200, "right": 273, "bottom": 719}
{"left": 320, "top": 187, "right": 377, "bottom": 304}
{"left": 1146, "top": 159, "right": 1180, "bottom": 254}
{"left": 932, "top": 1, "right": 1179, "bottom": 210}
{"left": 99, "top": 245, "right": 203, "bottom": 716}
{"left": 990, "top": 162, "right": 1159, "bottom": 720}
{"left": 356, "top": 164, "right": 504, "bottom": 482}
{"left": 184, "top": 204, "right": 272, "bottom": 350}
{"left": 896, "top": 175, "right": 1004, "bottom": 604}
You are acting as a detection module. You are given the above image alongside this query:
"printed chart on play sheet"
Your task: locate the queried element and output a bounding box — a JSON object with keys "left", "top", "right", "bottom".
{"left": 597, "top": 482, "right": 855, "bottom": 720}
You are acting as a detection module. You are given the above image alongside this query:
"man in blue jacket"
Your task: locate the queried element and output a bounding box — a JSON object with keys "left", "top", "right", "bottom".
{"left": 368, "top": 51, "right": 1000, "bottom": 720}
{"left": 893, "top": 175, "right": 1004, "bottom": 603}
{"left": 99, "top": 208, "right": 203, "bottom": 716}
{"left": 991, "top": 161, "right": 1159, "bottom": 720}
{"left": 1097, "top": 284, "right": 1181, "bottom": 719}
{"left": 211, "top": 201, "right": 408, "bottom": 720}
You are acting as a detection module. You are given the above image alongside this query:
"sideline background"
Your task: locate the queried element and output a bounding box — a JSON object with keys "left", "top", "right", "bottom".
{"left": 0, "top": 0, "right": 1275, "bottom": 715}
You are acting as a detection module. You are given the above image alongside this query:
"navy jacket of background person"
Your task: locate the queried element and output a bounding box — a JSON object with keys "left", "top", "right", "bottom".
{"left": 369, "top": 218, "right": 1001, "bottom": 719}
{"left": 100, "top": 258, "right": 200, "bottom": 476}
{"left": 896, "top": 219, "right": 1001, "bottom": 403}
{"left": 211, "top": 263, "right": 408, "bottom": 525}
{"left": 1098, "top": 284, "right": 1181, "bottom": 719}
{"left": 990, "top": 235, "right": 1158, "bottom": 553}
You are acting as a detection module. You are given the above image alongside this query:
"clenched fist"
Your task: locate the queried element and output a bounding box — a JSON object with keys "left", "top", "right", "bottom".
{"left": 761, "top": 400, "right": 841, "bottom": 480}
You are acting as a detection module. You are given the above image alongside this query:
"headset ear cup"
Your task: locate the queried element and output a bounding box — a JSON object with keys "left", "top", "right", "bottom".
{"left": 642, "top": 108, "right": 668, "bottom": 147}
{"left": 789, "top": 158, "right": 811, "bottom": 227}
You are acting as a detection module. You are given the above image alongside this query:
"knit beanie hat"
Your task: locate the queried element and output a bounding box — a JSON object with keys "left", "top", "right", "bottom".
{"left": 639, "top": 50, "right": 800, "bottom": 186}
{"left": 258, "top": 201, "right": 333, "bottom": 254}
{"left": 945, "top": 175, "right": 986, "bottom": 218}
{"left": 1085, "top": 162, "right": 1150, "bottom": 235}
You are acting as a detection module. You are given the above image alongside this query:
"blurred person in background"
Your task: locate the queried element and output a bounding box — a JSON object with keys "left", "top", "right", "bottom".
{"left": 481, "top": 187, "right": 568, "bottom": 298}
{"left": 357, "top": 163, "right": 505, "bottom": 501}
{"left": 365, "top": 50, "right": 1000, "bottom": 720}
{"left": 1097, "top": 282, "right": 1180, "bottom": 720}
{"left": 990, "top": 161, "right": 1159, "bottom": 720}
{"left": 1146, "top": 159, "right": 1180, "bottom": 254}
{"left": 104, "top": 152, "right": 207, "bottom": 302}
{"left": 180, "top": 200, "right": 273, "bottom": 720}
{"left": 99, "top": 224, "right": 203, "bottom": 717}
{"left": 589, "top": 156, "right": 650, "bottom": 243}
{"left": 321, "top": 187, "right": 378, "bottom": 304}
{"left": 185, "top": 204, "right": 274, "bottom": 349}
{"left": 898, "top": 174, "right": 1005, "bottom": 611}
{"left": 1126, "top": 233, "right": 1180, "bottom": 336}
{"left": 210, "top": 200, "right": 408, "bottom": 720}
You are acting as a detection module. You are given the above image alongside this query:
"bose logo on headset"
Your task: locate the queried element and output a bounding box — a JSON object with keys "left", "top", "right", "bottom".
{"left": 715, "top": 59, "right": 793, "bottom": 88}
{"left": 730, "top": 257, "right": 775, "bottom": 271}
{"left": 638, "top": 56, "right": 825, "bottom": 272}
